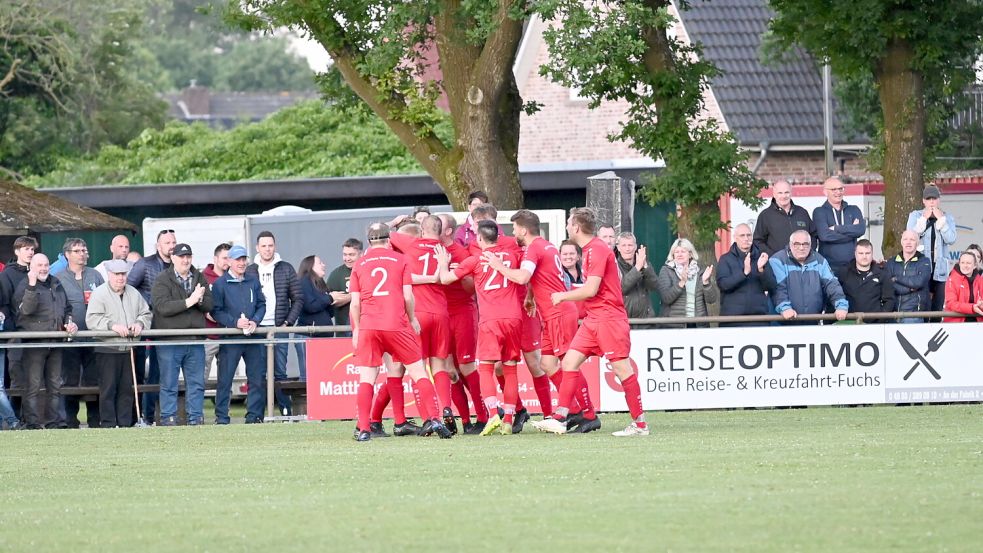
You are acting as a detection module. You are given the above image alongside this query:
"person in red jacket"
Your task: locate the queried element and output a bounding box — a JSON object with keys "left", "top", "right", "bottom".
{"left": 943, "top": 252, "right": 983, "bottom": 322}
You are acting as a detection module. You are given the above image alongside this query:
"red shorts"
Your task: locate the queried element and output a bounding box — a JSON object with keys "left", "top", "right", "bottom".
{"left": 521, "top": 312, "right": 542, "bottom": 352}
{"left": 448, "top": 305, "right": 477, "bottom": 365}
{"left": 354, "top": 328, "right": 423, "bottom": 367}
{"left": 417, "top": 311, "right": 450, "bottom": 359}
{"left": 476, "top": 318, "right": 522, "bottom": 362}
{"left": 568, "top": 317, "right": 631, "bottom": 361}
{"left": 541, "top": 312, "right": 579, "bottom": 358}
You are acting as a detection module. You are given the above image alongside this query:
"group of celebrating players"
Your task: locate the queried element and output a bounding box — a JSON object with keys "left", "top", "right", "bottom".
{"left": 348, "top": 202, "right": 648, "bottom": 441}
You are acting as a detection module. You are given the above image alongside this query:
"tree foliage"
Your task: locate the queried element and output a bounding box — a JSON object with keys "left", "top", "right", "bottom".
{"left": 0, "top": 0, "right": 168, "bottom": 178}
{"left": 225, "top": 0, "right": 531, "bottom": 210}
{"left": 27, "top": 101, "right": 450, "bottom": 187}
{"left": 537, "top": 0, "right": 765, "bottom": 256}
{"left": 767, "top": 0, "right": 983, "bottom": 254}
{"left": 141, "top": 0, "right": 315, "bottom": 92}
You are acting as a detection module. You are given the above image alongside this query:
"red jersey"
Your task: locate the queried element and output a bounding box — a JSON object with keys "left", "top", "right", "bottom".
{"left": 468, "top": 234, "right": 520, "bottom": 258}
{"left": 389, "top": 232, "right": 448, "bottom": 315}
{"left": 521, "top": 236, "right": 577, "bottom": 321}
{"left": 581, "top": 237, "right": 627, "bottom": 320}
{"left": 454, "top": 245, "right": 523, "bottom": 322}
{"left": 349, "top": 247, "right": 413, "bottom": 331}
{"left": 443, "top": 241, "right": 476, "bottom": 312}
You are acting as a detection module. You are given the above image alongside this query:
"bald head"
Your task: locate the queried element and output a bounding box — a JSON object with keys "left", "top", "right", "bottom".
{"left": 30, "top": 253, "right": 51, "bottom": 281}
{"left": 772, "top": 180, "right": 792, "bottom": 210}
{"left": 110, "top": 234, "right": 130, "bottom": 260}
{"left": 901, "top": 230, "right": 919, "bottom": 257}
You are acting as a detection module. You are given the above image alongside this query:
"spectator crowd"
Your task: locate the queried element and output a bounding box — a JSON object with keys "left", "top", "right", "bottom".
{"left": 0, "top": 181, "right": 979, "bottom": 432}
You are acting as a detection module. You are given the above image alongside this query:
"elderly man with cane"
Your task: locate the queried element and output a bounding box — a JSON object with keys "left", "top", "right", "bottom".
{"left": 86, "top": 259, "right": 152, "bottom": 428}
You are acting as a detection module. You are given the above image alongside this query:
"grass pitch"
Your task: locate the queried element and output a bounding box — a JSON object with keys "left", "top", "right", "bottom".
{"left": 2, "top": 405, "right": 981, "bottom": 552}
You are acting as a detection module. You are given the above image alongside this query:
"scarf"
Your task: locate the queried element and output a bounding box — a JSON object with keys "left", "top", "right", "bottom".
{"left": 668, "top": 259, "right": 700, "bottom": 282}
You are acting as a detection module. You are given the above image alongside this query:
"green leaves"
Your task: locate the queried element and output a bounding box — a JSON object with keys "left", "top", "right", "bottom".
{"left": 26, "top": 101, "right": 451, "bottom": 187}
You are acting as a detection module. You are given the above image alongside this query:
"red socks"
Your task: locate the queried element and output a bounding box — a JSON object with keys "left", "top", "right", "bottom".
{"left": 386, "top": 377, "right": 406, "bottom": 425}
{"left": 464, "top": 370, "right": 487, "bottom": 422}
{"left": 502, "top": 364, "right": 518, "bottom": 424}
{"left": 357, "top": 382, "right": 374, "bottom": 432}
{"left": 496, "top": 373, "right": 524, "bottom": 413}
{"left": 433, "top": 370, "right": 452, "bottom": 411}
{"left": 412, "top": 377, "right": 440, "bottom": 421}
{"left": 556, "top": 371, "right": 580, "bottom": 419}
{"left": 620, "top": 374, "right": 645, "bottom": 427}
{"left": 549, "top": 371, "right": 581, "bottom": 413}
{"left": 576, "top": 371, "right": 596, "bottom": 420}
{"left": 451, "top": 379, "right": 471, "bottom": 421}
{"left": 532, "top": 374, "right": 553, "bottom": 417}
{"left": 370, "top": 380, "right": 390, "bottom": 423}
{"left": 478, "top": 363, "right": 500, "bottom": 412}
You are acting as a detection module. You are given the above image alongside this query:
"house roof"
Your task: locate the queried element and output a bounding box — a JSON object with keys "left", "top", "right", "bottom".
{"left": 0, "top": 180, "right": 138, "bottom": 235}
{"left": 677, "top": 0, "right": 863, "bottom": 147}
{"left": 161, "top": 87, "right": 319, "bottom": 125}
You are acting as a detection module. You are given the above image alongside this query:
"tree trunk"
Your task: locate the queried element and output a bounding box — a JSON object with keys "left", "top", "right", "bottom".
{"left": 675, "top": 201, "right": 720, "bottom": 267}
{"left": 875, "top": 38, "right": 924, "bottom": 257}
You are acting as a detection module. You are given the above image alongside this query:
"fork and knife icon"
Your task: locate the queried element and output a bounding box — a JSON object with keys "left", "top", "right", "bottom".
{"left": 897, "top": 329, "right": 948, "bottom": 380}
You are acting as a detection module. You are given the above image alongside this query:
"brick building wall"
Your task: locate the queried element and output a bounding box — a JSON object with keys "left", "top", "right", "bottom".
{"left": 748, "top": 151, "right": 872, "bottom": 183}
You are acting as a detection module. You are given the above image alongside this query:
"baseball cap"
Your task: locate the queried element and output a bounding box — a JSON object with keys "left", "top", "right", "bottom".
{"left": 922, "top": 185, "right": 941, "bottom": 199}
{"left": 172, "top": 243, "right": 193, "bottom": 257}
{"left": 228, "top": 245, "right": 248, "bottom": 259}
{"left": 366, "top": 223, "right": 390, "bottom": 241}
{"left": 105, "top": 259, "right": 131, "bottom": 274}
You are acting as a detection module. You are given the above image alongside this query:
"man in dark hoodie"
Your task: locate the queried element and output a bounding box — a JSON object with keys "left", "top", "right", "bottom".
{"left": 13, "top": 254, "right": 77, "bottom": 429}
{"left": 151, "top": 243, "right": 214, "bottom": 426}
{"left": 753, "top": 180, "right": 817, "bottom": 256}
{"left": 0, "top": 236, "right": 38, "bottom": 416}
{"left": 813, "top": 176, "right": 866, "bottom": 273}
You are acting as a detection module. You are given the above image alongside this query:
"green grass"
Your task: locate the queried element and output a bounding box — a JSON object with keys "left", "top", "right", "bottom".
{"left": 2, "top": 405, "right": 981, "bottom": 552}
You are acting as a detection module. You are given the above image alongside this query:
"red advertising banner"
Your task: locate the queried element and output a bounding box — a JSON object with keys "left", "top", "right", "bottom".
{"left": 305, "top": 338, "right": 601, "bottom": 420}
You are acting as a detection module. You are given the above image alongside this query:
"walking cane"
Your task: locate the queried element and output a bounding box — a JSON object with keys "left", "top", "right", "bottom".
{"left": 130, "top": 347, "right": 149, "bottom": 427}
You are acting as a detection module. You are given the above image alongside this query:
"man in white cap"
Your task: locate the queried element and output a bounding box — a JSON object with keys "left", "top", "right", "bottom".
{"left": 86, "top": 259, "right": 152, "bottom": 428}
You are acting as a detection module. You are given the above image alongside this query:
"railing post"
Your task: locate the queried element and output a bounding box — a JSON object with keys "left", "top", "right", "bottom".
{"left": 266, "top": 328, "right": 275, "bottom": 421}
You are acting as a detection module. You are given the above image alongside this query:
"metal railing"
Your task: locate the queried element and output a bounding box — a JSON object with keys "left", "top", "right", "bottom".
{"left": 1, "top": 311, "right": 971, "bottom": 420}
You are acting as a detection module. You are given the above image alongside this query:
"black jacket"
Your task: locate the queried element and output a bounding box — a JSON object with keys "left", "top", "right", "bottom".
{"left": 13, "top": 277, "right": 71, "bottom": 332}
{"left": 753, "top": 199, "right": 817, "bottom": 256}
{"left": 150, "top": 267, "right": 214, "bottom": 337}
{"left": 836, "top": 263, "right": 895, "bottom": 314}
{"left": 716, "top": 243, "right": 771, "bottom": 319}
{"left": 246, "top": 260, "right": 303, "bottom": 326}
{"left": 299, "top": 277, "right": 334, "bottom": 327}
{"left": 0, "top": 262, "right": 29, "bottom": 323}
{"left": 886, "top": 252, "right": 932, "bottom": 313}
{"left": 127, "top": 253, "right": 171, "bottom": 306}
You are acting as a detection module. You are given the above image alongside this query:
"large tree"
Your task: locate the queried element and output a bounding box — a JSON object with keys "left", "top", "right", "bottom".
{"left": 227, "top": 0, "right": 530, "bottom": 210}
{"left": 537, "top": 0, "right": 765, "bottom": 260}
{"left": 768, "top": 0, "right": 983, "bottom": 255}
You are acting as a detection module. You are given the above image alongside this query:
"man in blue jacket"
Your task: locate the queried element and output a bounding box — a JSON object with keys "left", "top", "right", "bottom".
{"left": 768, "top": 230, "right": 849, "bottom": 324}
{"left": 813, "top": 177, "right": 866, "bottom": 273}
{"left": 211, "top": 245, "right": 267, "bottom": 424}
{"left": 906, "top": 184, "right": 957, "bottom": 316}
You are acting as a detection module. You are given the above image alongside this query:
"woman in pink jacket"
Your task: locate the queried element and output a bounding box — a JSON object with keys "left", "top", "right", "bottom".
{"left": 943, "top": 252, "right": 983, "bottom": 322}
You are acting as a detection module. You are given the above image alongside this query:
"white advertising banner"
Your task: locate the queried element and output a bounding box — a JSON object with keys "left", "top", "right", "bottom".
{"left": 597, "top": 324, "right": 982, "bottom": 411}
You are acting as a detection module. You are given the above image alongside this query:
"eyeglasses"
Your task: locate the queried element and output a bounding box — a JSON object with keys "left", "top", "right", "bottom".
{"left": 157, "top": 229, "right": 176, "bottom": 238}
{"left": 791, "top": 242, "right": 811, "bottom": 248}
{"left": 70, "top": 249, "right": 88, "bottom": 254}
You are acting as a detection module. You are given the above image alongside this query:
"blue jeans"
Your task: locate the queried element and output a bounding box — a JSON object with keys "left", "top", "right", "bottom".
{"left": 157, "top": 344, "right": 206, "bottom": 422}
{"left": 293, "top": 335, "right": 307, "bottom": 382}
{"left": 216, "top": 343, "right": 265, "bottom": 424}
{"left": 264, "top": 335, "right": 292, "bottom": 414}
{"left": 0, "top": 353, "right": 19, "bottom": 428}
